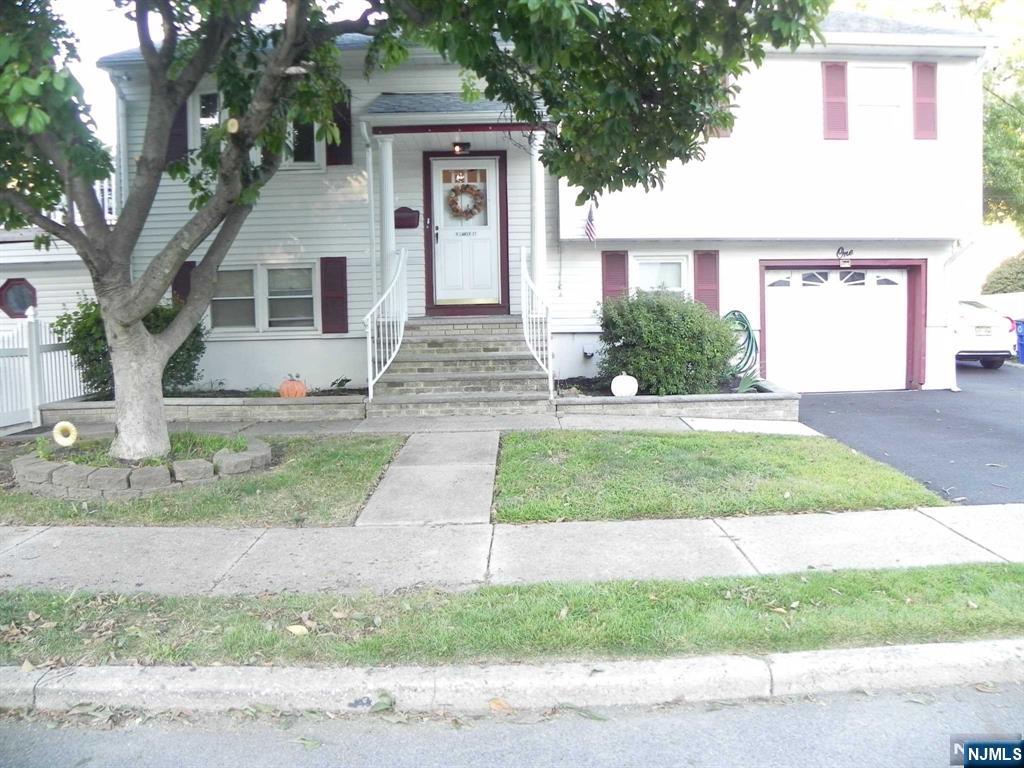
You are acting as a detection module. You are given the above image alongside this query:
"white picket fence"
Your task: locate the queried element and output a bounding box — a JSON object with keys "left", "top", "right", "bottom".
{"left": 0, "top": 308, "right": 89, "bottom": 431}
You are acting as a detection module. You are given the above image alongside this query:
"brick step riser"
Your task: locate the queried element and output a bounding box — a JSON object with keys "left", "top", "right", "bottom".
{"left": 366, "top": 400, "right": 554, "bottom": 417}
{"left": 387, "top": 359, "right": 542, "bottom": 375}
{"left": 400, "top": 340, "right": 531, "bottom": 355}
{"left": 403, "top": 331, "right": 525, "bottom": 342}
{"left": 376, "top": 378, "right": 550, "bottom": 396}
{"left": 405, "top": 322, "right": 524, "bottom": 332}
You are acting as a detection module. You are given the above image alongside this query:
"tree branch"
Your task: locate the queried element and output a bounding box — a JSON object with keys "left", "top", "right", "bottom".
{"left": 134, "top": 0, "right": 166, "bottom": 86}
{"left": 157, "top": 202, "right": 253, "bottom": 354}
{"left": 0, "top": 190, "right": 94, "bottom": 257}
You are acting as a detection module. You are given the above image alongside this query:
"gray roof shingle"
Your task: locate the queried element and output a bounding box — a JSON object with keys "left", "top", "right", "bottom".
{"left": 820, "top": 10, "right": 972, "bottom": 36}
{"left": 366, "top": 92, "right": 511, "bottom": 115}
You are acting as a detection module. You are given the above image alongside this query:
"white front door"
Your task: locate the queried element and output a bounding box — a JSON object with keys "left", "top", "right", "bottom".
{"left": 431, "top": 158, "right": 501, "bottom": 305}
{"left": 764, "top": 268, "right": 908, "bottom": 392}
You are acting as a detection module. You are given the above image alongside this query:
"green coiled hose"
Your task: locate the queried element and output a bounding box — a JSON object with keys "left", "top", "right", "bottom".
{"left": 724, "top": 309, "right": 759, "bottom": 376}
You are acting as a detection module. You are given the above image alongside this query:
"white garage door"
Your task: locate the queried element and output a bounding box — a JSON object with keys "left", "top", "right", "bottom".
{"left": 764, "top": 268, "right": 908, "bottom": 393}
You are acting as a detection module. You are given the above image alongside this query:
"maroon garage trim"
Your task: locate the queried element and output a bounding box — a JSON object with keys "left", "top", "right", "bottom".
{"left": 758, "top": 259, "right": 928, "bottom": 390}
{"left": 422, "top": 150, "right": 510, "bottom": 317}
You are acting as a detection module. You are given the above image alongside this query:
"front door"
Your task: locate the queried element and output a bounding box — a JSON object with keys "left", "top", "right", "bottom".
{"left": 430, "top": 157, "right": 502, "bottom": 307}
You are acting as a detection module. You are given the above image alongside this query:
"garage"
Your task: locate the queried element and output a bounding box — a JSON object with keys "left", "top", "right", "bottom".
{"left": 763, "top": 267, "right": 909, "bottom": 393}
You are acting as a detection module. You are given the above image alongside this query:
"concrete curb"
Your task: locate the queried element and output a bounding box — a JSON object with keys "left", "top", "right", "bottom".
{"left": 1, "top": 638, "right": 1021, "bottom": 715}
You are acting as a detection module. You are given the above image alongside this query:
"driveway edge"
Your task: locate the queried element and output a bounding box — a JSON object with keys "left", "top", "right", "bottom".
{"left": 1, "top": 638, "right": 1021, "bottom": 715}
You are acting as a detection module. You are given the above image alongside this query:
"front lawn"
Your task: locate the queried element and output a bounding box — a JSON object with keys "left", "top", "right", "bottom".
{"left": 495, "top": 431, "right": 943, "bottom": 523}
{"left": 1, "top": 564, "right": 1020, "bottom": 667}
{"left": 0, "top": 435, "right": 404, "bottom": 527}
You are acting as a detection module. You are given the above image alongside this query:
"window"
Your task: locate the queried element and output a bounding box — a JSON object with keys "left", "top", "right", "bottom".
{"left": 210, "top": 269, "right": 255, "bottom": 329}
{"left": 839, "top": 270, "right": 866, "bottom": 286}
{"left": 282, "top": 120, "right": 324, "bottom": 169}
{"left": 209, "top": 265, "right": 317, "bottom": 332}
{"left": 267, "top": 268, "right": 314, "bottom": 328}
{"left": 632, "top": 256, "right": 689, "bottom": 293}
{"left": 801, "top": 271, "right": 829, "bottom": 287}
{"left": 189, "top": 91, "right": 221, "bottom": 149}
{"left": 0, "top": 278, "right": 36, "bottom": 319}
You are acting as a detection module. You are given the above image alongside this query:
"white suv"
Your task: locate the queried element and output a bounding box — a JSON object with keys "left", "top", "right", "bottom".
{"left": 954, "top": 300, "right": 1018, "bottom": 369}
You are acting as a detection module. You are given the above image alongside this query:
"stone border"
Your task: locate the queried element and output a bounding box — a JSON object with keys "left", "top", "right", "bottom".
{"left": 555, "top": 382, "right": 799, "bottom": 421}
{"left": 40, "top": 396, "right": 366, "bottom": 426}
{"left": 11, "top": 438, "right": 271, "bottom": 503}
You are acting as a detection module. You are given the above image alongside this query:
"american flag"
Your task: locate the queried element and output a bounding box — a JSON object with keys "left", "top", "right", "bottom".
{"left": 584, "top": 203, "right": 597, "bottom": 242}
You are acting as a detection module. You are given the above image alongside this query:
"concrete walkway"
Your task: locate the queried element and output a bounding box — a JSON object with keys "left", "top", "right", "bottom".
{"left": 356, "top": 432, "right": 498, "bottom": 525}
{"left": 1, "top": 504, "right": 1019, "bottom": 596}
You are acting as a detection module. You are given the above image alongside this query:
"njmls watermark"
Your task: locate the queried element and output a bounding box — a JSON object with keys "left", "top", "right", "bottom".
{"left": 950, "top": 734, "right": 1024, "bottom": 767}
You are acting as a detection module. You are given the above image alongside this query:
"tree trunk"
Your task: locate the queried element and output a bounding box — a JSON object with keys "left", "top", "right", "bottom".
{"left": 106, "top": 317, "right": 171, "bottom": 461}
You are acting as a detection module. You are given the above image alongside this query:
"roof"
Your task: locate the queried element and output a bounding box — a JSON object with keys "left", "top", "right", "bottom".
{"left": 366, "top": 92, "right": 511, "bottom": 116}
{"left": 97, "top": 12, "right": 978, "bottom": 69}
{"left": 820, "top": 10, "right": 973, "bottom": 36}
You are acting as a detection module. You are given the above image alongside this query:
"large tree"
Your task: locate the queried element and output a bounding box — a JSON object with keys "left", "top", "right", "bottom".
{"left": 1, "top": 0, "right": 829, "bottom": 460}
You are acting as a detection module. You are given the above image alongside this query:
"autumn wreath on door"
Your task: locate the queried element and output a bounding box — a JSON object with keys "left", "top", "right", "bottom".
{"left": 447, "top": 183, "right": 485, "bottom": 220}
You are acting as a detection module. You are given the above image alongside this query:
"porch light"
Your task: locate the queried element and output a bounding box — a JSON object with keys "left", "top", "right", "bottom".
{"left": 452, "top": 141, "right": 471, "bottom": 155}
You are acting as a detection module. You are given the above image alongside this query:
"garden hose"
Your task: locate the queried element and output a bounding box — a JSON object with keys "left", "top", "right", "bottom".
{"left": 723, "top": 309, "right": 759, "bottom": 376}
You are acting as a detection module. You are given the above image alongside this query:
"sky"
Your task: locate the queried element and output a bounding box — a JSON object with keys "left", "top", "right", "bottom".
{"left": 54, "top": 0, "right": 1024, "bottom": 151}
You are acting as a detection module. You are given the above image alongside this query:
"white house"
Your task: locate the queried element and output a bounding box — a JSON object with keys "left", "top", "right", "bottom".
{"left": 0, "top": 11, "right": 988, "bottom": 407}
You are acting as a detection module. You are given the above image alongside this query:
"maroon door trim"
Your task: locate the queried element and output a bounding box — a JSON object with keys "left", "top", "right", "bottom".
{"left": 422, "top": 150, "right": 511, "bottom": 317}
{"left": 758, "top": 259, "right": 928, "bottom": 390}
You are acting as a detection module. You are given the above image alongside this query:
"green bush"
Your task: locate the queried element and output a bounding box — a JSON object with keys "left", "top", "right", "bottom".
{"left": 52, "top": 299, "right": 207, "bottom": 396}
{"left": 982, "top": 251, "right": 1024, "bottom": 294}
{"left": 597, "top": 291, "right": 737, "bottom": 395}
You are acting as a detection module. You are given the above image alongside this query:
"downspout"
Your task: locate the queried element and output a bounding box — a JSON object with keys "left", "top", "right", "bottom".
{"left": 361, "top": 121, "right": 378, "bottom": 303}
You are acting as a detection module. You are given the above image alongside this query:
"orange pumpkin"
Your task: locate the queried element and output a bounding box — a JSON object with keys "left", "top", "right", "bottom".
{"left": 278, "top": 376, "right": 308, "bottom": 398}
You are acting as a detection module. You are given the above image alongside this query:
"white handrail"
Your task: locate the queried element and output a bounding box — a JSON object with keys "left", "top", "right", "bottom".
{"left": 363, "top": 248, "right": 408, "bottom": 400}
{"left": 519, "top": 246, "right": 554, "bottom": 399}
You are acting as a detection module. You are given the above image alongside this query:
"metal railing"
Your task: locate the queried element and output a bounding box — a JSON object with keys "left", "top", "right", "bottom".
{"left": 0, "top": 307, "right": 89, "bottom": 430}
{"left": 363, "top": 248, "right": 408, "bottom": 400}
{"left": 49, "top": 177, "right": 118, "bottom": 227}
{"left": 519, "top": 246, "right": 554, "bottom": 399}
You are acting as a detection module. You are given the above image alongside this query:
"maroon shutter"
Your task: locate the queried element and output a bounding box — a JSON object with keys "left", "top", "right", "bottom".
{"left": 822, "top": 62, "right": 848, "bottom": 140}
{"left": 694, "top": 251, "right": 720, "bottom": 314}
{"left": 601, "top": 251, "right": 629, "bottom": 299}
{"left": 913, "top": 62, "right": 938, "bottom": 140}
{"left": 171, "top": 261, "right": 196, "bottom": 302}
{"left": 320, "top": 257, "right": 348, "bottom": 333}
{"left": 325, "top": 99, "right": 353, "bottom": 166}
{"left": 166, "top": 103, "right": 189, "bottom": 165}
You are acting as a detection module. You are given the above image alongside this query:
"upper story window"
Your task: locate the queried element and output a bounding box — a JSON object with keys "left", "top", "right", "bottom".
{"left": 188, "top": 91, "right": 221, "bottom": 150}
{"left": 282, "top": 120, "right": 325, "bottom": 169}
{"left": 822, "top": 61, "right": 938, "bottom": 141}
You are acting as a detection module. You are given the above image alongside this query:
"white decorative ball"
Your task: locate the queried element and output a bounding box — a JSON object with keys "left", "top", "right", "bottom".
{"left": 52, "top": 421, "right": 78, "bottom": 447}
{"left": 611, "top": 372, "right": 639, "bottom": 397}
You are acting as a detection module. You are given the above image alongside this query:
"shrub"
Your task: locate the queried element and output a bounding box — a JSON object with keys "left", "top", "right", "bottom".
{"left": 597, "top": 290, "right": 737, "bottom": 395}
{"left": 982, "top": 251, "right": 1024, "bottom": 294}
{"left": 52, "top": 298, "right": 207, "bottom": 395}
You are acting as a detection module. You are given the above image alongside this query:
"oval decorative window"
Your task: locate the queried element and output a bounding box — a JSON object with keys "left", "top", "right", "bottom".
{"left": 0, "top": 278, "right": 36, "bottom": 319}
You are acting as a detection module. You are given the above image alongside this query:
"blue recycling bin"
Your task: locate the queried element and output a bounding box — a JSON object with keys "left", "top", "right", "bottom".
{"left": 1017, "top": 320, "right": 1024, "bottom": 363}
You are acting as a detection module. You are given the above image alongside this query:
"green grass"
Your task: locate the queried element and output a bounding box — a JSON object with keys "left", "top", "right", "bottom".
{"left": 495, "top": 431, "right": 943, "bottom": 522}
{"left": 0, "top": 435, "right": 404, "bottom": 526}
{"left": 1, "top": 564, "right": 1020, "bottom": 667}
{"left": 35, "top": 431, "right": 248, "bottom": 468}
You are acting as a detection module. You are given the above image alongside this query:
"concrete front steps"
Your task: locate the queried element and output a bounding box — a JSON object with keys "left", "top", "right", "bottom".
{"left": 367, "top": 315, "right": 553, "bottom": 417}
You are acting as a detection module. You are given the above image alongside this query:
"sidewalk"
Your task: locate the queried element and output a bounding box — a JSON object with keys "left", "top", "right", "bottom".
{"left": 1, "top": 504, "right": 1020, "bottom": 596}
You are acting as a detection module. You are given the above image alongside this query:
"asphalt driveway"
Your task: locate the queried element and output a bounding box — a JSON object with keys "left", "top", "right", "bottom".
{"left": 800, "top": 362, "right": 1024, "bottom": 505}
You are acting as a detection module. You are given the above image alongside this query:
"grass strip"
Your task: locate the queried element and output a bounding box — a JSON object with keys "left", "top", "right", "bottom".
{"left": 2, "top": 564, "right": 1020, "bottom": 668}
{"left": 0, "top": 435, "right": 404, "bottom": 527}
{"left": 495, "top": 431, "right": 944, "bottom": 522}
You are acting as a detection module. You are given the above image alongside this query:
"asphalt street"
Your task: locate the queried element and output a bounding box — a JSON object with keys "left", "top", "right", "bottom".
{"left": 801, "top": 362, "right": 1024, "bottom": 504}
{"left": 1, "top": 684, "right": 1022, "bottom": 768}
